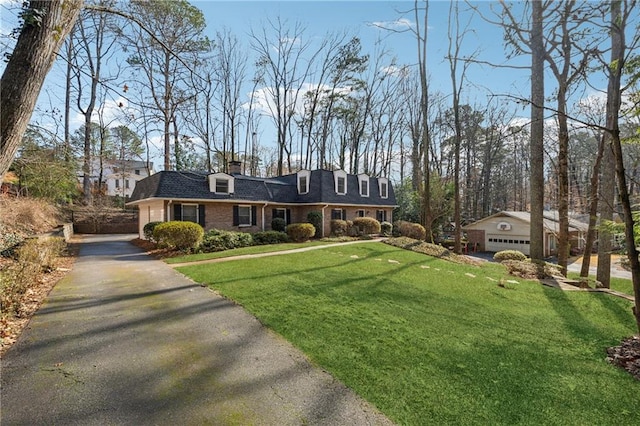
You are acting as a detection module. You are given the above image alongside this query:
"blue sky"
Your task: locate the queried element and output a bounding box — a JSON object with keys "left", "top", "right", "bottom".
{"left": 194, "top": 0, "right": 531, "bottom": 100}
{"left": 1, "top": 0, "right": 620, "bottom": 173}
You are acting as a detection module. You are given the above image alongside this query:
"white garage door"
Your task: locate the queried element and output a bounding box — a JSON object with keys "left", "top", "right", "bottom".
{"left": 486, "top": 234, "right": 530, "bottom": 255}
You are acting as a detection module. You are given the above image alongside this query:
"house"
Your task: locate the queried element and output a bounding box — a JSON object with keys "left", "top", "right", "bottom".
{"left": 126, "top": 164, "right": 397, "bottom": 239}
{"left": 80, "top": 159, "right": 154, "bottom": 198}
{"left": 463, "top": 211, "right": 589, "bottom": 257}
{"left": 104, "top": 160, "right": 155, "bottom": 198}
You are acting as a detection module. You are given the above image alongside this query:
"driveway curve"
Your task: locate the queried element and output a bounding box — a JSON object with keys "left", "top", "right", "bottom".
{"left": 1, "top": 234, "right": 393, "bottom": 425}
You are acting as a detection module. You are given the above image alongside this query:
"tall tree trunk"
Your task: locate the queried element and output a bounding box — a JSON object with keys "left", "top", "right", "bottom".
{"left": 580, "top": 134, "right": 605, "bottom": 278}
{"left": 597, "top": 139, "right": 615, "bottom": 288}
{"left": 557, "top": 90, "right": 570, "bottom": 276}
{"left": 0, "top": 0, "right": 84, "bottom": 181}
{"left": 529, "top": 0, "right": 545, "bottom": 261}
{"left": 606, "top": 0, "right": 640, "bottom": 331}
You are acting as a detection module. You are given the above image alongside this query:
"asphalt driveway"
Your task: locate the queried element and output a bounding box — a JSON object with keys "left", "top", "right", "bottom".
{"left": 1, "top": 234, "right": 392, "bottom": 425}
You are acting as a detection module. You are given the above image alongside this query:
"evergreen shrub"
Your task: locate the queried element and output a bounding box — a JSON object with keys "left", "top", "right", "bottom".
{"left": 287, "top": 223, "right": 316, "bottom": 242}
{"left": 153, "top": 221, "right": 204, "bottom": 251}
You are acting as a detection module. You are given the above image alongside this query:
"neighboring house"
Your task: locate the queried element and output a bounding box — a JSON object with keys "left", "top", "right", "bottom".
{"left": 126, "top": 165, "right": 397, "bottom": 238}
{"left": 463, "top": 211, "right": 589, "bottom": 257}
{"left": 81, "top": 159, "right": 154, "bottom": 198}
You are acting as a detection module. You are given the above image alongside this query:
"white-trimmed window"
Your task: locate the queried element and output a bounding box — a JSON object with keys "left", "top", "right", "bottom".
{"left": 378, "top": 178, "right": 389, "bottom": 199}
{"left": 331, "top": 209, "right": 346, "bottom": 220}
{"left": 356, "top": 209, "right": 365, "bottom": 217}
{"left": 334, "top": 169, "right": 347, "bottom": 195}
{"left": 208, "top": 172, "right": 235, "bottom": 194}
{"left": 238, "top": 206, "right": 251, "bottom": 226}
{"left": 297, "top": 170, "right": 310, "bottom": 194}
{"left": 182, "top": 204, "right": 198, "bottom": 223}
{"left": 358, "top": 174, "right": 369, "bottom": 197}
{"left": 376, "top": 210, "right": 387, "bottom": 222}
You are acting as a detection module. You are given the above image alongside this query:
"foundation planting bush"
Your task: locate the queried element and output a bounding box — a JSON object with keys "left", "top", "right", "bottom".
{"left": 143, "top": 221, "right": 163, "bottom": 242}
{"left": 252, "top": 231, "right": 290, "bottom": 245}
{"left": 287, "top": 223, "right": 316, "bottom": 242}
{"left": 307, "top": 211, "right": 323, "bottom": 238}
{"left": 200, "top": 229, "right": 253, "bottom": 252}
{"left": 153, "top": 221, "right": 204, "bottom": 251}
{"left": 271, "top": 217, "right": 286, "bottom": 232}
{"left": 352, "top": 217, "right": 381, "bottom": 235}
{"left": 330, "top": 219, "right": 348, "bottom": 237}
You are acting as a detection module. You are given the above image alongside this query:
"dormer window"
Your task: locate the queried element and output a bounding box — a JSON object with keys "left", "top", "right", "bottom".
{"left": 334, "top": 170, "right": 347, "bottom": 195}
{"left": 378, "top": 177, "right": 389, "bottom": 199}
{"left": 216, "top": 178, "right": 229, "bottom": 194}
{"left": 209, "top": 172, "right": 235, "bottom": 194}
{"left": 297, "top": 169, "right": 310, "bottom": 194}
{"left": 358, "top": 174, "right": 369, "bottom": 197}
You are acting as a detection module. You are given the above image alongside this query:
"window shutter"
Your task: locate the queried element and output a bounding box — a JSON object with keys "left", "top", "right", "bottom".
{"left": 174, "top": 203, "right": 182, "bottom": 221}
{"left": 286, "top": 209, "right": 292, "bottom": 225}
{"left": 342, "top": 209, "right": 347, "bottom": 220}
{"left": 233, "top": 205, "right": 239, "bottom": 226}
{"left": 198, "top": 205, "right": 206, "bottom": 227}
{"left": 251, "top": 206, "right": 257, "bottom": 226}
{"left": 272, "top": 208, "right": 277, "bottom": 219}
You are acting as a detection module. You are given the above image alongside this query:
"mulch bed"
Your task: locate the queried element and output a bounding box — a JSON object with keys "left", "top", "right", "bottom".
{"left": 607, "top": 336, "right": 640, "bottom": 381}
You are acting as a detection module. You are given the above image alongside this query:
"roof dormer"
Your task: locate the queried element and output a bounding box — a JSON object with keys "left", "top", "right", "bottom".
{"left": 208, "top": 172, "right": 235, "bottom": 195}
{"left": 358, "top": 173, "right": 369, "bottom": 197}
{"left": 297, "top": 169, "right": 310, "bottom": 194}
{"left": 378, "top": 177, "right": 389, "bottom": 199}
{"left": 333, "top": 169, "right": 347, "bottom": 195}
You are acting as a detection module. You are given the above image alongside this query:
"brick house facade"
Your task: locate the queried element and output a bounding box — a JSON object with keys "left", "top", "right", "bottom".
{"left": 127, "top": 169, "right": 397, "bottom": 238}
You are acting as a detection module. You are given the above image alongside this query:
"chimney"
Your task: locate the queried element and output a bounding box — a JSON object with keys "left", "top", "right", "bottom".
{"left": 228, "top": 160, "right": 242, "bottom": 175}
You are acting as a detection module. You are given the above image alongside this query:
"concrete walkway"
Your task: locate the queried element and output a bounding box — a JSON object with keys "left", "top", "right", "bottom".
{"left": 1, "top": 234, "right": 393, "bottom": 425}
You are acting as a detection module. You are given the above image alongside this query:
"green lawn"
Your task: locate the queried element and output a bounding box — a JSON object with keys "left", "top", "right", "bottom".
{"left": 164, "top": 241, "right": 331, "bottom": 264}
{"left": 177, "top": 242, "right": 639, "bottom": 425}
{"left": 567, "top": 272, "right": 634, "bottom": 296}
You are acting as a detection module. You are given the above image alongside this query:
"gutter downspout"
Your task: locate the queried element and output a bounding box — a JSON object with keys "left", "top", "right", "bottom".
{"left": 321, "top": 204, "right": 329, "bottom": 237}
{"left": 262, "top": 203, "right": 268, "bottom": 231}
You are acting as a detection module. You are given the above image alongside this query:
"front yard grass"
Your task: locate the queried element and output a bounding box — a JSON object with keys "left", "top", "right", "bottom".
{"left": 177, "top": 242, "right": 639, "bottom": 425}
{"left": 164, "top": 241, "right": 331, "bottom": 264}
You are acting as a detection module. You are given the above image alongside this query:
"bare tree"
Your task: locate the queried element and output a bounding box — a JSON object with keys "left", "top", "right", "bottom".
{"left": 604, "top": 0, "right": 640, "bottom": 331}
{"left": 250, "top": 18, "right": 323, "bottom": 175}
{"left": 73, "top": 0, "right": 120, "bottom": 204}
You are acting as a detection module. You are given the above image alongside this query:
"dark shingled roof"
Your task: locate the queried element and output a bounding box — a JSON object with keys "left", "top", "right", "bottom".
{"left": 129, "top": 169, "right": 396, "bottom": 206}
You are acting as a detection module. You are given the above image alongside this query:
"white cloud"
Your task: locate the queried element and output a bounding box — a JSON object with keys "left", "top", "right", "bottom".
{"left": 244, "top": 82, "right": 352, "bottom": 120}
{"left": 370, "top": 18, "right": 416, "bottom": 31}
{"left": 380, "top": 65, "right": 410, "bottom": 77}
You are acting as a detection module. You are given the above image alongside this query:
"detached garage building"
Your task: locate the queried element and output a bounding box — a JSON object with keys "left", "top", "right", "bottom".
{"left": 463, "top": 211, "right": 588, "bottom": 257}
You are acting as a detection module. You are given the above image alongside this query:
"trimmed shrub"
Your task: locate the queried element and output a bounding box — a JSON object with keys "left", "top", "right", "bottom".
{"left": 352, "top": 217, "right": 381, "bottom": 235}
{"left": 153, "top": 221, "right": 204, "bottom": 251}
{"left": 143, "top": 221, "right": 162, "bottom": 242}
{"left": 307, "top": 211, "right": 323, "bottom": 238}
{"left": 287, "top": 223, "right": 316, "bottom": 242}
{"left": 253, "top": 231, "right": 290, "bottom": 245}
{"left": 502, "top": 259, "right": 561, "bottom": 279}
{"left": 395, "top": 220, "right": 426, "bottom": 240}
{"left": 494, "top": 250, "right": 527, "bottom": 262}
{"left": 330, "top": 219, "right": 348, "bottom": 237}
{"left": 380, "top": 221, "right": 393, "bottom": 236}
{"left": 271, "top": 217, "right": 286, "bottom": 232}
{"left": 200, "top": 229, "right": 253, "bottom": 252}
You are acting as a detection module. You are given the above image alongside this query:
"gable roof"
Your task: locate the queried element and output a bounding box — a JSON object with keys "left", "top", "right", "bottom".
{"left": 464, "top": 211, "right": 589, "bottom": 233}
{"left": 127, "top": 169, "right": 396, "bottom": 207}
